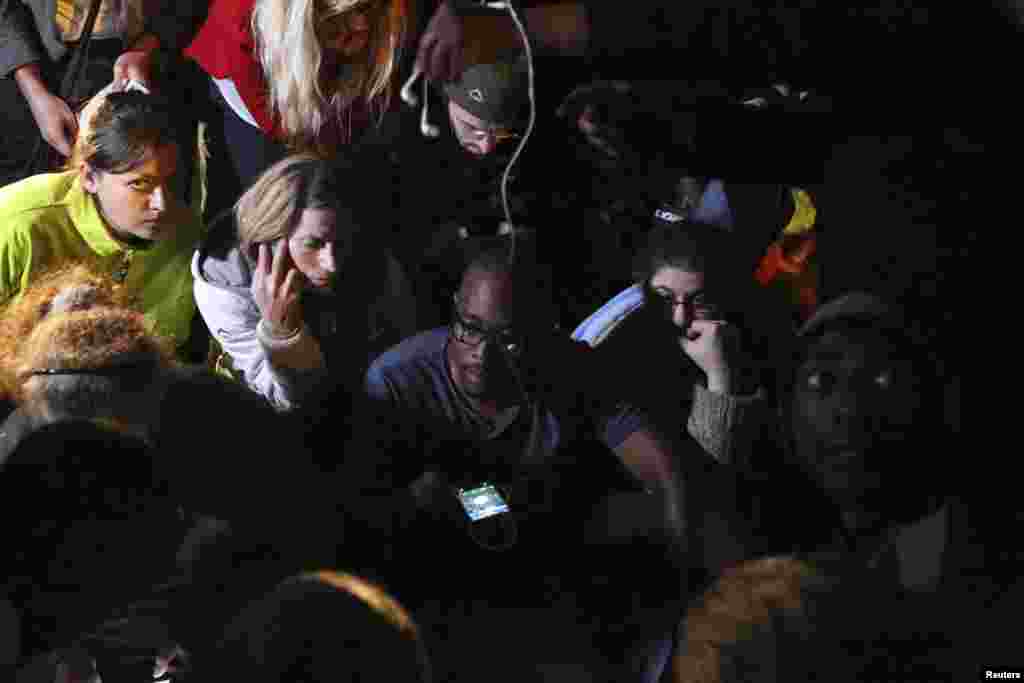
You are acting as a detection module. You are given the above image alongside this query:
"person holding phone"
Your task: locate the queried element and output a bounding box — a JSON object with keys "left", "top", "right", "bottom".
{"left": 192, "top": 153, "right": 417, "bottom": 412}
{"left": 363, "top": 237, "right": 724, "bottom": 681}
{"left": 365, "top": 237, "right": 703, "bottom": 569}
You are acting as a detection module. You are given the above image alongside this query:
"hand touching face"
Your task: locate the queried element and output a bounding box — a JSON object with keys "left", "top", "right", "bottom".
{"left": 649, "top": 266, "right": 741, "bottom": 392}
{"left": 251, "top": 241, "right": 303, "bottom": 336}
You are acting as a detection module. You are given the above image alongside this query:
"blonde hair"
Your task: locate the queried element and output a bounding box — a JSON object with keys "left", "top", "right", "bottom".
{"left": 234, "top": 153, "right": 342, "bottom": 260}
{"left": 251, "top": 0, "right": 409, "bottom": 149}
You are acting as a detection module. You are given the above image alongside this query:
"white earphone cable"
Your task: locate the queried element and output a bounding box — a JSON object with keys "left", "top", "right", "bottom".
{"left": 402, "top": 2, "right": 536, "bottom": 260}
{"left": 499, "top": 0, "right": 535, "bottom": 263}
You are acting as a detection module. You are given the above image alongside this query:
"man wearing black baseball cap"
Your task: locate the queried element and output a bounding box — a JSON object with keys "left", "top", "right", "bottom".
{"left": 442, "top": 55, "right": 530, "bottom": 158}
{"left": 386, "top": 53, "right": 539, "bottom": 328}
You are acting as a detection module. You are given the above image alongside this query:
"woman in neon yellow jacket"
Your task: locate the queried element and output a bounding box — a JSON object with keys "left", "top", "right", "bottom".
{"left": 0, "top": 91, "right": 202, "bottom": 354}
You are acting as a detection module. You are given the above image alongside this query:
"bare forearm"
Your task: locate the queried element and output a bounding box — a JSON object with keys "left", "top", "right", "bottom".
{"left": 614, "top": 430, "right": 680, "bottom": 492}
{"left": 13, "top": 63, "right": 48, "bottom": 100}
{"left": 613, "top": 428, "right": 686, "bottom": 541}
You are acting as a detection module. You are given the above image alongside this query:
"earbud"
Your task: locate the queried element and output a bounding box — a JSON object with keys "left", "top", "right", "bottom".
{"left": 400, "top": 65, "right": 422, "bottom": 107}
{"left": 402, "top": 65, "right": 439, "bottom": 138}
{"left": 419, "top": 78, "right": 440, "bottom": 138}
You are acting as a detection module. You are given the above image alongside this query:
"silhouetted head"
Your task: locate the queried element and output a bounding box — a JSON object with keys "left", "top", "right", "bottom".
{"left": 787, "top": 293, "right": 944, "bottom": 530}
{"left": 209, "top": 571, "right": 431, "bottom": 681}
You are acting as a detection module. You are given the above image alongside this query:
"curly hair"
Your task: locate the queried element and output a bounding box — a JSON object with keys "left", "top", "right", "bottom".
{"left": 8, "top": 307, "right": 175, "bottom": 414}
{"left": 0, "top": 262, "right": 137, "bottom": 401}
{"left": 673, "top": 554, "right": 949, "bottom": 683}
{"left": 674, "top": 556, "right": 820, "bottom": 683}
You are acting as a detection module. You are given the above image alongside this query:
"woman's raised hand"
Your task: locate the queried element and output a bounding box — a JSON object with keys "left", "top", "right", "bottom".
{"left": 252, "top": 242, "right": 303, "bottom": 337}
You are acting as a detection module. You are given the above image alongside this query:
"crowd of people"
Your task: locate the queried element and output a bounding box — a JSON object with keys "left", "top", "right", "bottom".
{"left": 0, "top": 0, "right": 992, "bottom": 681}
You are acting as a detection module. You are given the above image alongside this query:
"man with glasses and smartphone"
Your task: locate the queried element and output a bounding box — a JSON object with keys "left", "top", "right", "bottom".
{"left": 366, "top": 236, "right": 688, "bottom": 572}
{"left": 363, "top": 238, "right": 696, "bottom": 677}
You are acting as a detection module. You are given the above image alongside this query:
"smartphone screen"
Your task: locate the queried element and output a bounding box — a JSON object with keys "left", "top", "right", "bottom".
{"left": 456, "top": 483, "right": 510, "bottom": 522}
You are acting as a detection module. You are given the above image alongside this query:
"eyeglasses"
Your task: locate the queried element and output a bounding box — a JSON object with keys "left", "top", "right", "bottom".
{"left": 451, "top": 309, "right": 523, "bottom": 357}
{"left": 649, "top": 288, "right": 721, "bottom": 320}
{"left": 452, "top": 115, "right": 523, "bottom": 145}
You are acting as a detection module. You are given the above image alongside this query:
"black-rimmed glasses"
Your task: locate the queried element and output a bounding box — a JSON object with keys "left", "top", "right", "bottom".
{"left": 451, "top": 310, "right": 523, "bottom": 357}
{"left": 649, "top": 288, "right": 722, "bottom": 322}
{"left": 450, "top": 114, "right": 523, "bottom": 146}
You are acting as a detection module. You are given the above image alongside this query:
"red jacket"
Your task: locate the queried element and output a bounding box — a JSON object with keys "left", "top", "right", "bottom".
{"left": 185, "top": 0, "right": 284, "bottom": 138}
{"left": 184, "top": 0, "right": 369, "bottom": 146}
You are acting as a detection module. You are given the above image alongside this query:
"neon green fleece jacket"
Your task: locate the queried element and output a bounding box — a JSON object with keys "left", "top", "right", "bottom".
{"left": 0, "top": 171, "right": 203, "bottom": 349}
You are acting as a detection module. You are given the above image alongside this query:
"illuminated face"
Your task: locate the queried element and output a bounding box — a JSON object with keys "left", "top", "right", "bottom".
{"left": 81, "top": 143, "right": 179, "bottom": 242}
{"left": 287, "top": 208, "right": 352, "bottom": 291}
{"left": 446, "top": 269, "right": 523, "bottom": 400}
{"left": 648, "top": 266, "right": 723, "bottom": 334}
{"left": 448, "top": 100, "right": 521, "bottom": 157}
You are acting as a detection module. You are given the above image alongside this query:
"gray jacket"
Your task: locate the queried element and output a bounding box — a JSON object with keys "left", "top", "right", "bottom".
{"left": 192, "top": 241, "right": 417, "bottom": 413}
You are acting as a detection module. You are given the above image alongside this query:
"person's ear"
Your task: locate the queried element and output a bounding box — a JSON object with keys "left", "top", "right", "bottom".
{"left": 80, "top": 163, "right": 100, "bottom": 194}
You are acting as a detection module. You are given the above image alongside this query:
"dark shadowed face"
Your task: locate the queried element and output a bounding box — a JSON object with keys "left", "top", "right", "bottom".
{"left": 446, "top": 268, "right": 524, "bottom": 401}
{"left": 448, "top": 100, "right": 522, "bottom": 158}
{"left": 791, "top": 327, "right": 924, "bottom": 507}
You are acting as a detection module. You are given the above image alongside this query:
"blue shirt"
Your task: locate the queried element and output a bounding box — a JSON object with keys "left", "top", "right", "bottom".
{"left": 366, "top": 328, "right": 649, "bottom": 467}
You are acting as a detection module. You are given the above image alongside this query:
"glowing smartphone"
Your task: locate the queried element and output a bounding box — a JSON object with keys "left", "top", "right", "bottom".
{"left": 456, "top": 483, "right": 510, "bottom": 522}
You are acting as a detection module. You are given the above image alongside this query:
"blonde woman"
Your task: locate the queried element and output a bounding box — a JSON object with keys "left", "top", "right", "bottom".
{"left": 192, "top": 153, "right": 417, "bottom": 412}
{"left": 189, "top": 0, "right": 408, "bottom": 145}
{"left": 117, "top": 0, "right": 409, "bottom": 220}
